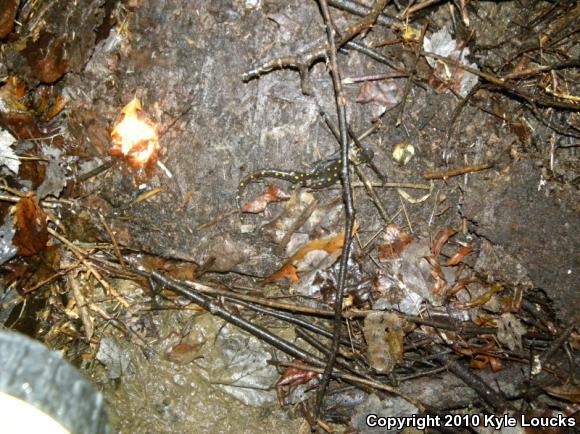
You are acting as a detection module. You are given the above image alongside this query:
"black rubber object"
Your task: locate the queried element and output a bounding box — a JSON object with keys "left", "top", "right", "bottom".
{"left": 0, "top": 330, "right": 110, "bottom": 434}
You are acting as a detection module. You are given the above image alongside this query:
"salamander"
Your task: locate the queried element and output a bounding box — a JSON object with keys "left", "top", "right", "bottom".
{"left": 237, "top": 146, "right": 373, "bottom": 209}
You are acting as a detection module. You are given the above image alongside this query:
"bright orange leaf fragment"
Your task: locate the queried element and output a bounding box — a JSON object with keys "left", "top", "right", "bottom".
{"left": 265, "top": 227, "right": 358, "bottom": 283}
{"left": 110, "top": 96, "right": 159, "bottom": 171}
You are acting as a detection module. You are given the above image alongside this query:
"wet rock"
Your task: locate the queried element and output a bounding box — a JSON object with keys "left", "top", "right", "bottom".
{"left": 462, "top": 159, "right": 580, "bottom": 322}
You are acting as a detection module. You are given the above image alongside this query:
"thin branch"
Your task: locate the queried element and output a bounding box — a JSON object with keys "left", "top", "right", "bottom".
{"left": 313, "top": 0, "right": 385, "bottom": 426}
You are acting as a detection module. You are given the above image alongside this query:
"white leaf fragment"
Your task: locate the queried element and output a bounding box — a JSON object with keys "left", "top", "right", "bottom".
{"left": 423, "top": 26, "right": 479, "bottom": 97}
{"left": 0, "top": 128, "right": 20, "bottom": 174}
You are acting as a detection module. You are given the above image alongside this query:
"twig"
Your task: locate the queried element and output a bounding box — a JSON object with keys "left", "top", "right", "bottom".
{"left": 423, "top": 163, "right": 492, "bottom": 180}
{"left": 230, "top": 298, "right": 350, "bottom": 345}
{"left": 443, "top": 83, "right": 482, "bottom": 151}
{"left": 189, "top": 281, "right": 335, "bottom": 316}
{"left": 539, "top": 316, "right": 578, "bottom": 366}
{"left": 328, "top": 0, "right": 400, "bottom": 26}
{"left": 150, "top": 271, "right": 326, "bottom": 366}
{"left": 435, "top": 350, "right": 513, "bottom": 412}
{"left": 401, "top": 0, "right": 444, "bottom": 19}
{"left": 420, "top": 50, "right": 580, "bottom": 111}
{"left": 279, "top": 361, "right": 425, "bottom": 412}
{"left": 397, "top": 25, "right": 427, "bottom": 126}
{"left": 23, "top": 260, "right": 82, "bottom": 294}
{"left": 353, "top": 181, "right": 431, "bottom": 189}
{"left": 99, "top": 213, "right": 126, "bottom": 270}
{"left": 68, "top": 274, "right": 95, "bottom": 340}
{"left": 48, "top": 227, "right": 130, "bottom": 308}
{"left": 343, "top": 72, "right": 409, "bottom": 84}
{"left": 314, "top": 0, "right": 381, "bottom": 426}
{"left": 243, "top": 0, "right": 389, "bottom": 94}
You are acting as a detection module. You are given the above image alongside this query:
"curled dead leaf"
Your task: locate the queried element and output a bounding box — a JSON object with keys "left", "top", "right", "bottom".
{"left": 431, "top": 227, "right": 457, "bottom": 256}
{"left": 470, "top": 354, "right": 502, "bottom": 372}
{"left": 544, "top": 384, "right": 580, "bottom": 404}
{"left": 447, "top": 245, "right": 473, "bottom": 266}
{"left": 241, "top": 184, "right": 290, "bottom": 214}
{"left": 265, "top": 225, "right": 359, "bottom": 283}
{"left": 12, "top": 193, "right": 48, "bottom": 256}
{"left": 378, "top": 224, "right": 412, "bottom": 261}
{"left": 454, "top": 283, "right": 504, "bottom": 310}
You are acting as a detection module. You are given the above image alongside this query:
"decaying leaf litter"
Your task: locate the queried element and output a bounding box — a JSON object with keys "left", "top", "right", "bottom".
{"left": 0, "top": 0, "right": 579, "bottom": 432}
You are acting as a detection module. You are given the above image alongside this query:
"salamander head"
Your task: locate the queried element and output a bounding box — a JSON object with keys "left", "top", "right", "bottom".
{"left": 351, "top": 146, "right": 374, "bottom": 164}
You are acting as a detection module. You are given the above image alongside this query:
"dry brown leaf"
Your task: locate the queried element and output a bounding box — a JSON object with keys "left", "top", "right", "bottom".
{"left": 378, "top": 224, "right": 412, "bottom": 261}
{"left": 544, "top": 384, "right": 580, "bottom": 404}
{"left": 241, "top": 184, "right": 290, "bottom": 214}
{"left": 431, "top": 227, "right": 457, "bottom": 256}
{"left": 470, "top": 354, "right": 502, "bottom": 372}
{"left": 356, "top": 80, "right": 402, "bottom": 108}
{"left": 364, "top": 312, "right": 405, "bottom": 374}
{"left": 265, "top": 226, "right": 359, "bottom": 283}
{"left": 447, "top": 245, "right": 473, "bottom": 266}
{"left": 12, "top": 193, "right": 48, "bottom": 256}
{"left": 455, "top": 283, "right": 504, "bottom": 310}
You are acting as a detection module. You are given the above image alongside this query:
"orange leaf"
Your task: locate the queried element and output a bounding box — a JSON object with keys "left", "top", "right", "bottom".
{"left": 264, "top": 262, "right": 299, "bottom": 283}
{"left": 431, "top": 227, "right": 457, "bottom": 256}
{"left": 12, "top": 193, "right": 48, "bottom": 256}
{"left": 469, "top": 354, "right": 502, "bottom": 372}
{"left": 447, "top": 245, "right": 473, "bottom": 266}
{"left": 264, "top": 225, "right": 359, "bottom": 283}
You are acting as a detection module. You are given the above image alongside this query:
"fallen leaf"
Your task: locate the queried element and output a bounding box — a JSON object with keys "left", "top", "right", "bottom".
{"left": 431, "top": 227, "right": 457, "bottom": 256}
{"left": 447, "top": 245, "right": 473, "bottom": 265}
{"left": 497, "top": 312, "right": 527, "bottom": 351}
{"left": 378, "top": 224, "right": 412, "bottom": 261}
{"left": 455, "top": 283, "right": 504, "bottom": 310}
{"left": 166, "top": 342, "right": 205, "bottom": 365}
{"left": 544, "top": 384, "right": 580, "bottom": 403}
{"left": 265, "top": 225, "right": 359, "bottom": 283}
{"left": 264, "top": 262, "right": 299, "bottom": 283}
{"left": 470, "top": 354, "right": 502, "bottom": 372}
{"left": 0, "top": 128, "right": 20, "bottom": 174}
{"left": 364, "top": 312, "right": 405, "bottom": 374}
{"left": 12, "top": 193, "right": 48, "bottom": 256}
{"left": 356, "top": 79, "right": 402, "bottom": 108}
{"left": 241, "top": 184, "right": 290, "bottom": 214}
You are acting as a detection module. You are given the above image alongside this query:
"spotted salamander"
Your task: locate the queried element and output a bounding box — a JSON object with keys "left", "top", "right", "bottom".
{"left": 237, "top": 146, "right": 373, "bottom": 208}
